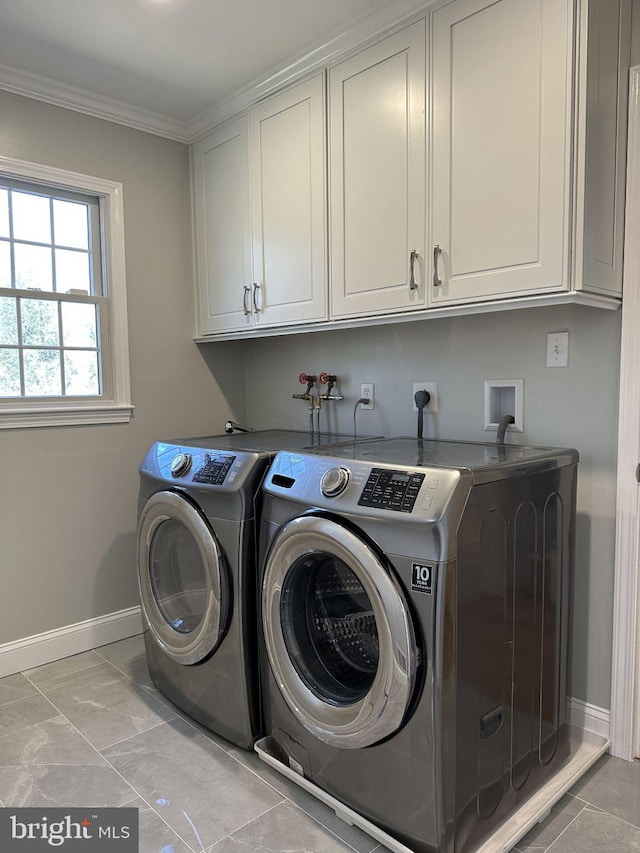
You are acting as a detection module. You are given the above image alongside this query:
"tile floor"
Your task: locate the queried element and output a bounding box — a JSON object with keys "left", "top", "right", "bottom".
{"left": 0, "top": 634, "right": 639, "bottom": 852}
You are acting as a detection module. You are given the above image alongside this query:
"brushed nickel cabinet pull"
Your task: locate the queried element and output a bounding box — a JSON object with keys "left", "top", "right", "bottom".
{"left": 433, "top": 245, "right": 442, "bottom": 287}
{"left": 409, "top": 250, "right": 419, "bottom": 290}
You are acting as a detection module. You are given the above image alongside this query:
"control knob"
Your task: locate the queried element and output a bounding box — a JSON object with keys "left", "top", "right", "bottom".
{"left": 170, "top": 452, "right": 192, "bottom": 478}
{"left": 320, "top": 466, "right": 351, "bottom": 498}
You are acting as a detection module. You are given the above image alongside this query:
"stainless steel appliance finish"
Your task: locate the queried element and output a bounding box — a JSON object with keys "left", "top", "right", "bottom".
{"left": 258, "top": 437, "right": 578, "bottom": 852}
{"left": 137, "top": 429, "right": 374, "bottom": 749}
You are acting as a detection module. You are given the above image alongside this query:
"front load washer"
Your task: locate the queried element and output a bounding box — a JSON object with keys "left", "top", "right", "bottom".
{"left": 137, "top": 429, "right": 377, "bottom": 749}
{"left": 257, "top": 437, "right": 578, "bottom": 852}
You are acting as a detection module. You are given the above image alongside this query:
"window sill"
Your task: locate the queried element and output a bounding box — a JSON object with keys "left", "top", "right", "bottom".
{"left": 0, "top": 403, "right": 134, "bottom": 430}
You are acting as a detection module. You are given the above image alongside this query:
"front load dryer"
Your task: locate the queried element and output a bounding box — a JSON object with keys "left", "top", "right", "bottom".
{"left": 137, "top": 429, "right": 376, "bottom": 749}
{"left": 256, "top": 437, "right": 578, "bottom": 852}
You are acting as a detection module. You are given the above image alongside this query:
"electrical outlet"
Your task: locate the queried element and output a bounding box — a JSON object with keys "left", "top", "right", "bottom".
{"left": 360, "top": 383, "right": 374, "bottom": 410}
{"left": 412, "top": 382, "right": 438, "bottom": 413}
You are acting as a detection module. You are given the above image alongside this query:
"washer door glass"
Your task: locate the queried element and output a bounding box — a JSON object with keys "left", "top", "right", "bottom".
{"left": 138, "top": 490, "right": 228, "bottom": 665}
{"left": 263, "top": 514, "right": 416, "bottom": 748}
{"left": 281, "top": 553, "right": 379, "bottom": 705}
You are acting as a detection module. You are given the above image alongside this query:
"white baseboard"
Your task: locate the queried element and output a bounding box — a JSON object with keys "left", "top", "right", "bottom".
{"left": 0, "top": 607, "right": 143, "bottom": 678}
{"left": 569, "top": 697, "right": 611, "bottom": 740}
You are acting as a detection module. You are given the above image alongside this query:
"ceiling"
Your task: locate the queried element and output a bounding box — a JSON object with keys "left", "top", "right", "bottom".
{"left": 0, "top": 0, "right": 409, "bottom": 140}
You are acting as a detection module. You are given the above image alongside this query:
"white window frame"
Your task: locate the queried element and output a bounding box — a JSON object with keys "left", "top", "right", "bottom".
{"left": 0, "top": 155, "right": 132, "bottom": 429}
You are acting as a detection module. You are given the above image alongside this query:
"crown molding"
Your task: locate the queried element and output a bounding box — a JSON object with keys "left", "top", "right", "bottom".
{"left": 0, "top": 0, "right": 429, "bottom": 145}
{"left": 0, "top": 62, "right": 191, "bottom": 143}
{"left": 187, "top": 0, "right": 429, "bottom": 140}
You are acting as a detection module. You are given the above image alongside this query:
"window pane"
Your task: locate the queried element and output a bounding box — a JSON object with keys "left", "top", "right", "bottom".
{"left": 0, "top": 297, "right": 18, "bottom": 345}
{"left": 12, "top": 191, "right": 51, "bottom": 243}
{"left": 21, "top": 298, "right": 59, "bottom": 346}
{"left": 0, "top": 189, "right": 9, "bottom": 238}
{"left": 65, "top": 350, "right": 99, "bottom": 396}
{"left": 0, "top": 241, "right": 11, "bottom": 288}
{"left": 14, "top": 243, "right": 53, "bottom": 291}
{"left": 53, "top": 199, "right": 89, "bottom": 249}
{"left": 23, "top": 349, "right": 61, "bottom": 396}
{"left": 62, "top": 302, "right": 97, "bottom": 347}
{"left": 55, "top": 248, "right": 90, "bottom": 293}
{"left": 0, "top": 348, "right": 20, "bottom": 396}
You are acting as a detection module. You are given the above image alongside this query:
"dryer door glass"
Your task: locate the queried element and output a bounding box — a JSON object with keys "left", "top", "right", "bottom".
{"left": 138, "top": 491, "right": 228, "bottom": 665}
{"left": 281, "top": 553, "right": 379, "bottom": 705}
{"left": 263, "top": 513, "right": 417, "bottom": 748}
{"left": 149, "top": 518, "right": 208, "bottom": 634}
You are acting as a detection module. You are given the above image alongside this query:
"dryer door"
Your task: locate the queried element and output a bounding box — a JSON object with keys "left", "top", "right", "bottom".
{"left": 262, "top": 513, "right": 417, "bottom": 748}
{"left": 137, "top": 490, "right": 229, "bottom": 665}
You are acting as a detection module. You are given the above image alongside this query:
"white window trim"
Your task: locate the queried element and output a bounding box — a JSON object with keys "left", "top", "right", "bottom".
{"left": 0, "top": 155, "right": 133, "bottom": 429}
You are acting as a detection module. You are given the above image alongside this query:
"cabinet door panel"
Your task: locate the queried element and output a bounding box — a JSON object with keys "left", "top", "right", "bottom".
{"left": 250, "top": 75, "right": 327, "bottom": 327}
{"left": 431, "top": 0, "right": 572, "bottom": 305}
{"left": 330, "top": 20, "right": 426, "bottom": 318}
{"left": 193, "top": 119, "right": 252, "bottom": 334}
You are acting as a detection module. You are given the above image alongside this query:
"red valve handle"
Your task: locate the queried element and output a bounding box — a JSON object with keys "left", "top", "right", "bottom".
{"left": 319, "top": 372, "right": 329, "bottom": 384}
{"left": 298, "top": 373, "right": 317, "bottom": 384}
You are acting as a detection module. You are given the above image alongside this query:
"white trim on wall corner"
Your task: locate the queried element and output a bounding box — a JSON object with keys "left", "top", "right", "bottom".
{"left": 0, "top": 607, "right": 143, "bottom": 678}
{"left": 610, "top": 64, "right": 640, "bottom": 761}
{"left": 569, "top": 698, "right": 611, "bottom": 741}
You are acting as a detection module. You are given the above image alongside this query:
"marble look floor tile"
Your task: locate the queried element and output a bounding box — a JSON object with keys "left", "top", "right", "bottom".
{"left": 0, "top": 691, "right": 59, "bottom": 737}
{"left": 514, "top": 795, "right": 587, "bottom": 852}
{"left": 569, "top": 754, "right": 640, "bottom": 829}
{"left": 95, "top": 635, "right": 154, "bottom": 688}
{"left": 546, "top": 806, "right": 640, "bottom": 852}
{"left": 24, "top": 651, "right": 105, "bottom": 686}
{"left": 36, "top": 661, "right": 176, "bottom": 750}
{"left": 102, "top": 717, "right": 284, "bottom": 850}
{"left": 128, "top": 797, "right": 195, "bottom": 853}
{"left": 207, "top": 800, "right": 361, "bottom": 852}
{"left": 0, "top": 715, "right": 105, "bottom": 768}
{"left": 0, "top": 673, "right": 40, "bottom": 705}
{"left": 229, "top": 745, "right": 381, "bottom": 853}
{"left": 0, "top": 763, "right": 140, "bottom": 809}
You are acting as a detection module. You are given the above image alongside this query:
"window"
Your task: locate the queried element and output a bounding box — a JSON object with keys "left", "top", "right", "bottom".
{"left": 0, "top": 156, "right": 132, "bottom": 428}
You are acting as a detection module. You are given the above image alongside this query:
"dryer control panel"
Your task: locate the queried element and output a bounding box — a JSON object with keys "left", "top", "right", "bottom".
{"left": 358, "top": 468, "right": 425, "bottom": 513}
{"left": 192, "top": 453, "right": 236, "bottom": 485}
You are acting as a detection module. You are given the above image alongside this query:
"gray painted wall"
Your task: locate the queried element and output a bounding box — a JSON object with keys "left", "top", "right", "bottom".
{"left": 243, "top": 304, "right": 621, "bottom": 709}
{"left": 0, "top": 91, "right": 246, "bottom": 645}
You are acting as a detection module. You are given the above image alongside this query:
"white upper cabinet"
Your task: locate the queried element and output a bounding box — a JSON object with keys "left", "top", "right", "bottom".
{"left": 193, "top": 0, "right": 630, "bottom": 339}
{"left": 430, "top": 0, "right": 572, "bottom": 305}
{"left": 249, "top": 74, "right": 328, "bottom": 328}
{"left": 193, "top": 118, "right": 252, "bottom": 335}
{"left": 329, "top": 20, "right": 426, "bottom": 319}
{"left": 429, "top": 0, "right": 630, "bottom": 307}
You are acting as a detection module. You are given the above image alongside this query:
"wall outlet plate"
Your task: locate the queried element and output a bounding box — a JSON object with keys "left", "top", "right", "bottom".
{"left": 547, "top": 331, "right": 569, "bottom": 367}
{"left": 412, "top": 382, "right": 438, "bottom": 413}
{"left": 360, "top": 383, "right": 374, "bottom": 410}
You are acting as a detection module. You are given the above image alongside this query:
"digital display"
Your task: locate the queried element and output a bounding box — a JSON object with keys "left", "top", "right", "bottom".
{"left": 391, "top": 473, "right": 410, "bottom": 483}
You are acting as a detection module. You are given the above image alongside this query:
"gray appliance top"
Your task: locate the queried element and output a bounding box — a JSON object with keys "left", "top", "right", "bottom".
{"left": 309, "top": 436, "right": 578, "bottom": 481}
{"left": 173, "top": 429, "right": 376, "bottom": 454}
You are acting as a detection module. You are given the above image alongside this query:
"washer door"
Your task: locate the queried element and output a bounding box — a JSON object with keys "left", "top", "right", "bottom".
{"left": 262, "top": 513, "right": 416, "bottom": 748}
{"left": 137, "top": 490, "right": 229, "bottom": 665}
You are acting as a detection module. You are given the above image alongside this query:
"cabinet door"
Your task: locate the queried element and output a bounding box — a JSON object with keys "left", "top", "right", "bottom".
{"left": 329, "top": 20, "right": 426, "bottom": 319}
{"left": 249, "top": 75, "right": 327, "bottom": 328}
{"left": 431, "top": 0, "right": 573, "bottom": 305}
{"left": 193, "top": 118, "right": 252, "bottom": 334}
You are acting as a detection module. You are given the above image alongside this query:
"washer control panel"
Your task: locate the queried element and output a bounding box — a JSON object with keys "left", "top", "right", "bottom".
{"left": 358, "top": 468, "right": 426, "bottom": 513}
{"left": 191, "top": 453, "right": 236, "bottom": 485}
